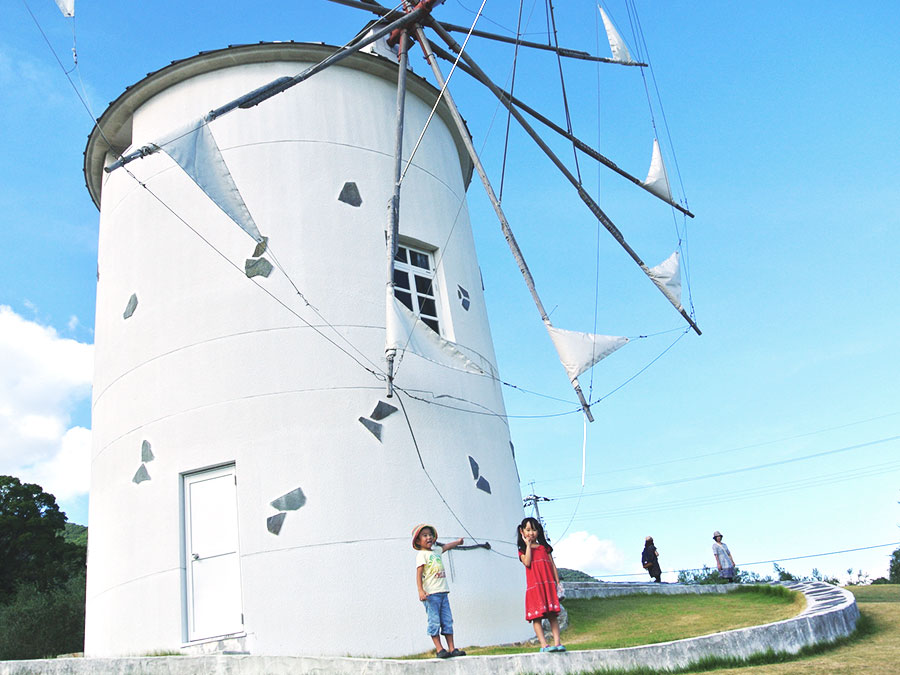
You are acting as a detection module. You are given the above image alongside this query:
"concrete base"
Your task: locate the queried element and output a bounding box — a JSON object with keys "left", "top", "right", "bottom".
{"left": 0, "top": 582, "right": 858, "bottom": 674}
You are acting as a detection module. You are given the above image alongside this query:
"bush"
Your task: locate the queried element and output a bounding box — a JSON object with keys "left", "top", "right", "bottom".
{"left": 0, "top": 573, "right": 86, "bottom": 660}
{"left": 677, "top": 565, "right": 769, "bottom": 585}
{"left": 558, "top": 567, "right": 598, "bottom": 581}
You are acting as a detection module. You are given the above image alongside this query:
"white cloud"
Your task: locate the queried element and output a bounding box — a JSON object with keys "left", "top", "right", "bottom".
{"left": 25, "top": 426, "right": 92, "bottom": 500}
{"left": 554, "top": 531, "right": 626, "bottom": 573}
{"left": 0, "top": 306, "right": 92, "bottom": 501}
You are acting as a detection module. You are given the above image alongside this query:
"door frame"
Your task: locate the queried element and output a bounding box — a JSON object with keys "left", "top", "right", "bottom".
{"left": 181, "top": 463, "right": 244, "bottom": 643}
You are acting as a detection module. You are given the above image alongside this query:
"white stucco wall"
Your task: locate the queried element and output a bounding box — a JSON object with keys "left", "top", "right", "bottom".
{"left": 84, "top": 44, "right": 528, "bottom": 658}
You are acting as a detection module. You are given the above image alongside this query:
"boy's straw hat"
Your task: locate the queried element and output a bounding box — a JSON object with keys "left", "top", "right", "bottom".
{"left": 412, "top": 523, "right": 437, "bottom": 550}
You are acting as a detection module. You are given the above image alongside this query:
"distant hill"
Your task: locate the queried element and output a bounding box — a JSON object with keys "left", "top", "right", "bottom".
{"left": 63, "top": 522, "right": 87, "bottom": 548}
{"left": 559, "top": 567, "right": 598, "bottom": 582}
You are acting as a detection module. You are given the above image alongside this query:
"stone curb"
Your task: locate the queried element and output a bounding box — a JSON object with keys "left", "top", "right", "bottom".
{"left": 0, "top": 582, "right": 858, "bottom": 674}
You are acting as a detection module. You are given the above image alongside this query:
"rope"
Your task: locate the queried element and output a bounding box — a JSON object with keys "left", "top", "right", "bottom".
{"left": 25, "top": 0, "right": 397, "bottom": 387}
{"left": 622, "top": 0, "right": 695, "bottom": 318}
{"left": 589, "top": 328, "right": 689, "bottom": 406}
{"left": 123, "top": 172, "right": 387, "bottom": 381}
{"left": 395, "top": 390, "right": 520, "bottom": 560}
{"left": 545, "top": 0, "right": 582, "bottom": 183}
{"left": 498, "top": 0, "right": 526, "bottom": 203}
{"left": 401, "top": 0, "right": 488, "bottom": 183}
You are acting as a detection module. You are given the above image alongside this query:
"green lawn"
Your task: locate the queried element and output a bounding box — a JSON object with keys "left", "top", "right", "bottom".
{"left": 684, "top": 585, "right": 900, "bottom": 675}
{"left": 406, "top": 585, "right": 804, "bottom": 658}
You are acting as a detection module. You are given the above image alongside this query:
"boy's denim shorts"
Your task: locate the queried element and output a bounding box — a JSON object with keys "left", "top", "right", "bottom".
{"left": 422, "top": 592, "right": 453, "bottom": 636}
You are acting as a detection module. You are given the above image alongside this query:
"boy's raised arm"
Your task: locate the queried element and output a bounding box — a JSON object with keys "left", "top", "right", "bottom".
{"left": 441, "top": 537, "right": 464, "bottom": 552}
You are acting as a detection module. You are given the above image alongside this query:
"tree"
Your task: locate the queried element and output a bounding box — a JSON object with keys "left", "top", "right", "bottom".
{"left": 889, "top": 547, "right": 900, "bottom": 583}
{"left": 0, "top": 476, "right": 86, "bottom": 599}
{"left": 0, "top": 573, "right": 86, "bottom": 660}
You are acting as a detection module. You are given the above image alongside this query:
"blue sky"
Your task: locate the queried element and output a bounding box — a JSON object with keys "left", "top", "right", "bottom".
{"left": 1, "top": 1, "right": 898, "bottom": 584}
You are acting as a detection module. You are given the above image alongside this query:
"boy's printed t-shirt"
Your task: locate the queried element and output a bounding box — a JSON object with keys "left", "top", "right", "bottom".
{"left": 416, "top": 548, "right": 450, "bottom": 594}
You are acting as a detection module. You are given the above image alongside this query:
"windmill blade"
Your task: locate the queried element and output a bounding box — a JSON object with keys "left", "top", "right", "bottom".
{"left": 106, "top": 4, "right": 431, "bottom": 173}
{"left": 385, "top": 28, "right": 412, "bottom": 395}
{"left": 412, "top": 23, "right": 596, "bottom": 422}
{"left": 426, "top": 17, "right": 701, "bottom": 336}
{"left": 428, "top": 43, "right": 693, "bottom": 217}
{"left": 438, "top": 22, "right": 645, "bottom": 66}
{"left": 323, "top": 0, "right": 646, "bottom": 66}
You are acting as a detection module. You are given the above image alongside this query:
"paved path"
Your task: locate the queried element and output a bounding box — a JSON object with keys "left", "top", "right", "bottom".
{"left": 0, "top": 582, "right": 858, "bottom": 674}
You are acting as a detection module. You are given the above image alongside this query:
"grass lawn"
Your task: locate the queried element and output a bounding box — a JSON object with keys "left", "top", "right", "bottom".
{"left": 405, "top": 585, "right": 804, "bottom": 658}
{"left": 681, "top": 584, "right": 900, "bottom": 674}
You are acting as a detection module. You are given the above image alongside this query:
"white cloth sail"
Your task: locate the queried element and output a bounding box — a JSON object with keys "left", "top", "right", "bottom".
{"left": 547, "top": 326, "right": 628, "bottom": 382}
{"left": 385, "top": 290, "right": 484, "bottom": 374}
{"left": 643, "top": 139, "right": 672, "bottom": 201}
{"left": 156, "top": 117, "right": 264, "bottom": 243}
{"left": 599, "top": 5, "right": 632, "bottom": 63}
{"left": 54, "top": 0, "right": 74, "bottom": 17}
{"left": 648, "top": 251, "right": 683, "bottom": 309}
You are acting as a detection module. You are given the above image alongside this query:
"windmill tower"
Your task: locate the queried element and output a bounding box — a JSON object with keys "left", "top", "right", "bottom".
{"left": 83, "top": 41, "right": 526, "bottom": 657}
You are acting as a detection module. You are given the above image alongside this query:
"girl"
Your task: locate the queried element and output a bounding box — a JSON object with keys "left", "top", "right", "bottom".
{"left": 517, "top": 517, "right": 565, "bottom": 652}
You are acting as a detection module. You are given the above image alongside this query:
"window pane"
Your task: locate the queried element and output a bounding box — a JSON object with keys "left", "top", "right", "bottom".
{"left": 422, "top": 318, "right": 440, "bottom": 333}
{"left": 417, "top": 297, "right": 437, "bottom": 317}
{"left": 395, "top": 290, "right": 413, "bottom": 311}
{"left": 393, "top": 269, "right": 410, "bottom": 289}
{"left": 409, "top": 250, "right": 430, "bottom": 270}
{"left": 394, "top": 246, "right": 408, "bottom": 263}
{"left": 414, "top": 275, "right": 434, "bottom": 296}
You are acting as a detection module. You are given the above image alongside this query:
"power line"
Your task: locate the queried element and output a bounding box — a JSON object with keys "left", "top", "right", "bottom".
{"left": 542, "top": 456, "right": 900, "bottom": 524}
{"left": 551, "top": 433, "right": 900, "bottom": 501}
{"left": 530, "top": 410, "right": 900, "bottom": 488}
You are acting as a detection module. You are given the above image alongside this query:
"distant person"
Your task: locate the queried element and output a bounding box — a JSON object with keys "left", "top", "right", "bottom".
{"left": 712, "top": 531, "right": 736, "bottom": 582}
{"left": 412, "top": 524, "right": 465, "bottom": 659}
{"left": 642, "top": 536, "right": 662, "bottom": 583}
{"left": 517, "top": 517, "right": 565, "bottom": 652}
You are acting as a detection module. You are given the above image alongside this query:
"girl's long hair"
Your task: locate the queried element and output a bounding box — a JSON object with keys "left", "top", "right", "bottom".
{"left": 517, "top": 517, "right": 553, "bottom": 554}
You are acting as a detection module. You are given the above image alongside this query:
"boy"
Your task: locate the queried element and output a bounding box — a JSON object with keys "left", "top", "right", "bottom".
{"left": 412, "top": 523, "right": 465, "bottom": 658}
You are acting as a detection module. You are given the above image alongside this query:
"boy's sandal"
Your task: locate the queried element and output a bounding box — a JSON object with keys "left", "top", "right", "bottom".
{"left": 449, "top": 649, "right": 466, "bottom": 657}
{"left": 436, "top": 649, "right": 451, "bottom": 658}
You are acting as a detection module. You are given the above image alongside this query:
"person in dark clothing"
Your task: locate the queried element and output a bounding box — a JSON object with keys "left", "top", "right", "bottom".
{"left": 641, "top": 536, "right": 662, "bottom": 583}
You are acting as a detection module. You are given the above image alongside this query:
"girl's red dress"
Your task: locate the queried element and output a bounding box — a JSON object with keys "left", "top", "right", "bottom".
{"left": 522, "top": 544, "right": 561, "bottom": 621}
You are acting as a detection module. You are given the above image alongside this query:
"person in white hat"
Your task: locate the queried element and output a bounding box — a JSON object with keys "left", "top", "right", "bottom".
{"left": 712, "top": 531, "right": 736, "bottom": 582}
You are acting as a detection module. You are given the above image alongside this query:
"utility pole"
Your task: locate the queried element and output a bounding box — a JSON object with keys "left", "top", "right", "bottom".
{"left": 523, "top": 481, "right": 553, "bottom": 542}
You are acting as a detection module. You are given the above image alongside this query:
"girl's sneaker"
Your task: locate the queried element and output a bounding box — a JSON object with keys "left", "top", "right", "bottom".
{"left": 550, "top": 645, "right": 567, "bottom": 652}
{"left": 539, "top": 646, "right": 552, "bottom": 652}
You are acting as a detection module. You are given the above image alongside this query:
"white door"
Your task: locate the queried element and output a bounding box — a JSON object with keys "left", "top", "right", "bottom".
{"left": 184, "top": 465, "right": 243, "bottom": 641}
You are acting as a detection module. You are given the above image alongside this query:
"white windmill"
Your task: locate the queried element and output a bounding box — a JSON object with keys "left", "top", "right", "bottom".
{"left": 79, "top": 0, "right": 699, "bottom": 658}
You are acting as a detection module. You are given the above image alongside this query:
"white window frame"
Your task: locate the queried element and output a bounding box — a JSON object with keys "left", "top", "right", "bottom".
{"left": 393, "top": 243, "right": 442, "bottom": 335}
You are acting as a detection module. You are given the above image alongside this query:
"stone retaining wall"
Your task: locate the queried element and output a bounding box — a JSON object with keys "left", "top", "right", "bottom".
{"left": 0, "top": 582, "right": 859, "bottom": 674}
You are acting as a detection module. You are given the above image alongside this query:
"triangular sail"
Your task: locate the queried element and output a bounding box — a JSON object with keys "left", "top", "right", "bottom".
{"left": 648, "top": 251, "right": 683, "bottom": 310}
{"left": 547, "top": 326, "right": 629, "bottom": 382}
{"left": 155, "top": 117, "right": 264, "bottom": 243}
{"left": 385, "top": 291, "right": 484, "bottom": 375}
{"left": 643, "top": 138, "right": 672, "bottom": 201}
{"left": 53, "top": 0, "right": 74, "bottom": 17}
{"left": 599, "top": 5, "right": 633, "bottom": 64}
